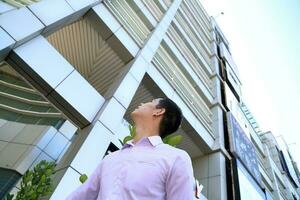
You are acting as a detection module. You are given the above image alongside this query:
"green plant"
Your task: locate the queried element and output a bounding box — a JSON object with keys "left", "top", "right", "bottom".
{"left": 162, "top": 134, "right": 182, "bottom": 147}
{"left": 119, "top": 124, "right": 136, "bottom": 146}
{"left": 79, "top": 174, "right": 88, "bottom": 184}
{"left": 3, "top": 194, "right": 14, "bottom": 200}
{"left": 4, "top": 160, "right": 56, "bottom": 200}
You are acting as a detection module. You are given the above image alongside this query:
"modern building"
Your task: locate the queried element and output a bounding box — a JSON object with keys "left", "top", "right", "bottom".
{"left": 0, "top": 0, "right": 299, "bottom": 199}
{"left": 215, "top": 18, "right": 300, "bottom": 199}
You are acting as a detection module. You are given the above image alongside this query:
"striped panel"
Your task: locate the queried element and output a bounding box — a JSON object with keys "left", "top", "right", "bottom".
{"left": 47, "top": 18, "right": 125, "bottom": 95}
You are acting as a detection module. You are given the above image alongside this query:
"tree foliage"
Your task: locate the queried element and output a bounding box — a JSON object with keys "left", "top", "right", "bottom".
{"left": 4, "top": 160, "right": 56, "bottom": 200}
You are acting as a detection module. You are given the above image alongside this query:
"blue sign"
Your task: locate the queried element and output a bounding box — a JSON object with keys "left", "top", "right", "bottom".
{"left": 227, "top": 112, "right": 261, "bottom": 184}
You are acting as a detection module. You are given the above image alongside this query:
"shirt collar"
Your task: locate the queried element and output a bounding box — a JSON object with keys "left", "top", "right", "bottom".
{"left": 121, "top": 136, "right": 163, "bottom": 150}
{"left": 148, "top": 135, "right": 163, "bottom": 146}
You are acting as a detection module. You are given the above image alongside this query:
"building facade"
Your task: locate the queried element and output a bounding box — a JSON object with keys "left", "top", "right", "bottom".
{"left": 0, "top": 0, "right": 299, "bottom": 199}
{"left": 216, "top": 21, "right": 300, "bottom": 199}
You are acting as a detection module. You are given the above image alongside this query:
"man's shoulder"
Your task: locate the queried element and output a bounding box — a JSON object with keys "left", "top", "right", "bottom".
{"left": 158, "top": 144, "right": 193, "bottom": 174}
{"left": 102, "top": 149, "right": 121, "bottom": 161}
{"left": 159, "top": 143, "right": 191, "bottom": 160}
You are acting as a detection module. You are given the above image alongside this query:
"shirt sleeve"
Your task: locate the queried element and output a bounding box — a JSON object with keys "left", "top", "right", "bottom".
{"left": 66, "top": 161, "right": 103, "bottom": 200}
{"left": 166, "top": 152, "right": 194, "bottom": 200}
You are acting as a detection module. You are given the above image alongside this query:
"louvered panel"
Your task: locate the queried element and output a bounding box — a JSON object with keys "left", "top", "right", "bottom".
{"left": 163, "top": 0, "right": 173, "bottom": 7}
{"left": 153, "top": 46, "right": 213, "bottom": 135}
{"left": 1, "top": 0, "right": 40, "bottom": 9}
{"left": 175, "top": 11, "right": 211, "bottom": 58}
{"left": 91, "top": 47, "right": 112, "bottom": 69}
{"left": 180, "top": 3, "right": 211, "bottom": 49}
{"left": 182, "top": 0, "right": 212, "bottom": 42}
{"left": 48, "top": 19, "right": 101, "bottom": 79}
{"left": 174, "top": 12, "right": 212, "bottom": 75}
{"left": 167, "top": 25, "right": 212, "bottom": 90}
{"left": 90, "top": 59, "right": 123, "bottom": 94}
{"left": 47, "top": 18, "right": 125, "bottom": 96}
{"left": 104, "top": 0, "right": 150, "bottom": 47}
{"left": 141, "top": 0, "right": 164, "bottom": 21}
{"left": 189, "top": 0, "right": 211, "bottom": 29}
{"left": 89, "top": 42, "right": 124, "bottom": 93}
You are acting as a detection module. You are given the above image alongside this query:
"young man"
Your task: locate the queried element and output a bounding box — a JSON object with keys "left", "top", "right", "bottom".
{"left": 66, "top": 97, "right": 194, "bottom": 200}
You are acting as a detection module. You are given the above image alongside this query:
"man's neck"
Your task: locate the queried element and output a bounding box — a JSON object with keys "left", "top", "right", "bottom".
{"left": 132, "top": 124, "right": 159, "bottom": 144}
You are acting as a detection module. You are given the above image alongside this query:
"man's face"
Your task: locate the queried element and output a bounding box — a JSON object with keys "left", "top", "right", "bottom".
{"left": 131, "top": 98, "right": 162, "bottom": 120}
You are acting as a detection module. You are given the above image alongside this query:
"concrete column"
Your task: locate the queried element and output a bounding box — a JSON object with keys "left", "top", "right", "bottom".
{"left": 193, "top": 151, "right": 227, "bottom": 200}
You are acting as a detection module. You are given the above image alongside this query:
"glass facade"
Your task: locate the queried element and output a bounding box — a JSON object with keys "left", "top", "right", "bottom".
{"left": 237, "top": 160, "right": 265, "bottom": 200}
{"left": 0, "top": 62, "right": 77, "bottom": 198}
{"left": 0, "top": 63, "right": 64, "bottom": 128}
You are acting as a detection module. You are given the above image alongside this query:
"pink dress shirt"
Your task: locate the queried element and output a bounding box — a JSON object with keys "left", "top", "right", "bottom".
{"left": 66, "top": 136, "right": 194, "bottom": 200}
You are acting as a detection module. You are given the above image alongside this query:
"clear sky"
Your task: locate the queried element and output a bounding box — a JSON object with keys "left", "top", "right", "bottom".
{"left": 200, "top": 0, "right": 300, "bottom": 165}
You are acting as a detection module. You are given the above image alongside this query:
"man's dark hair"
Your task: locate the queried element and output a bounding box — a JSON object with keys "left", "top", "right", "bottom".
{"left": 156, "top": 97, "right": 182, "bottom": 138}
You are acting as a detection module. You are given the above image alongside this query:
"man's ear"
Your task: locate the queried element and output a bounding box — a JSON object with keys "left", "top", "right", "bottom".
{"left": 153, "top": 108, "right": 165, "bottom": 117}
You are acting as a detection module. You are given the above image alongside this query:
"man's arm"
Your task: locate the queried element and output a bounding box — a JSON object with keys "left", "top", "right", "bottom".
{"left": 166, "top": 152, "right": 194, "bottom": 200}
{"left": 66, "top": 162, "right": 102, "bottom": 200}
